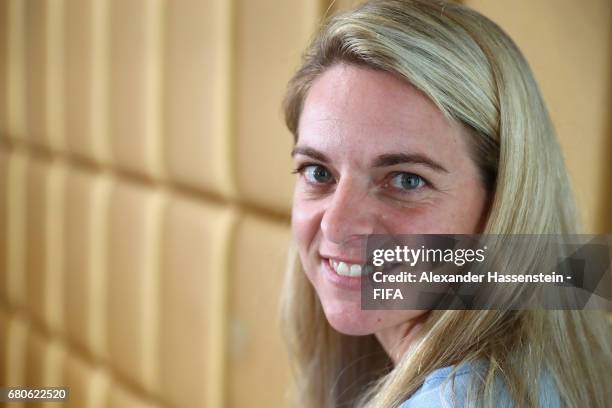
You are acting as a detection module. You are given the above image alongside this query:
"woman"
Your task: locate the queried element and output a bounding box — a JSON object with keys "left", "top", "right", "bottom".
{"left": 281, "top": 0, "right": 612, "bottom": 407}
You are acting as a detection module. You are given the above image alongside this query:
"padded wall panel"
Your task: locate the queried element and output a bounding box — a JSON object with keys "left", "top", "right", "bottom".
{"left": 107, "top": 381, "right": 160, "bottom": 408}
{"left": 25, "top": 330, "right": 47, "bottom": 388}
{"left": 0, "top": 148, "right": 8, "bottom": 304}
{"left": 108, "top": 0, "right": 162, "bottom": 177}
{"left": 7, "top": 0, "right": 26, "bottom": 140}
{"left": 24, "top": 1, "right": 47, "bottom": 146}
{"left": 234, "top": 0, "right": 320, "bottom": 213}
{"left": 45, "top": 0, "right": 66, "bottom": 152}
{"left": 22, "top": 0, "right": 65, "bottom": 152}
{"left": 63, "top": 169, "right": 111, "bottom": 359}
{"left": 21, "top": 336, "right": 68, "bottom": 408}
{"left": 6, "top": 150, "right": 27, "bottom": 309}
{"left": 0, "top": 0, "right": 9, "bottom": 137}
{"left": 5, "top": 317, "right": 28, "bottom": 408}
{"left": 6, "top": 316, "right": 28, "bottom": 390}
{"left": 63, "top": 353, "right": 109, "bottom": 408}
{"left": 107, "top": 180, "right": 164, "bottom": 393}
{"left": 159, "top": 197, "right": 234, "bottom": 408}
{"left": 24, "top": 158, "right": 50, "bottom": 327}
{"left": 0, "top": 307, "right": 8, "bottom": 386}
{"left": 21, "top": 337, "right": 68, "bottom": 408}
{"left": 43, "top": 162, "right": 67, "bottom": 334}
{"left": 164, "top": 0, "right": 233, "bottom": 195}
{"left": 39, "top": 339, "right": 68, "bottom": 408}
{"left": 64, "top": 0, "right": 108, "bottom": 163}
{"left": 227, "top": 215, "right": 292, "bottom": 407}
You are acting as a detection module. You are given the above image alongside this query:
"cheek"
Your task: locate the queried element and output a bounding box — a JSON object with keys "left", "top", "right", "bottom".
{"left": 382, "top": 186, "right": 488, "bottom": 234}
{"left": 444, "top": 180, "right": 489, "bottom": 233}
{"left": 377, "top": 205, "right": 450, "bottom": 234}
{"left": 291, "top": 197, "right": 323, "bottom": 257}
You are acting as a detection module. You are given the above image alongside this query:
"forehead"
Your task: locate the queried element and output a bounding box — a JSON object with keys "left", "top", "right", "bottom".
{"left": 297, "top": 63, "right": 465, "bottom": 158}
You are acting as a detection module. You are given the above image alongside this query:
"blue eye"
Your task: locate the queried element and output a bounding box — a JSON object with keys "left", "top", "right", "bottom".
{"left": 303, "top": 165, "right": 333, "bottom": 184}
{"left": 390, "top": 172, "right": 425, "bottom": 191}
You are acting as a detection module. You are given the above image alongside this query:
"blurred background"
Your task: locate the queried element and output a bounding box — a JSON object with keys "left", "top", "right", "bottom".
{"left": 0, "top": 0, "right": 609, "bottom": 407}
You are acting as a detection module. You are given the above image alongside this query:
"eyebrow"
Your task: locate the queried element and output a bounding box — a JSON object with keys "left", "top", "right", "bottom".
{"left": 292, "top": 146, "right": 448, "bottom": 173}
{"left": 291, "top": 146, "right": 330, "bottom": 162}
{"left": 372, "top": 153, "right": 449, "bottom": 173}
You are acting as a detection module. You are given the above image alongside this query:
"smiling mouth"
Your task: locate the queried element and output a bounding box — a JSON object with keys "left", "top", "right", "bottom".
{"left": 326, "top": 258, "right": 373, "bottom": 277}
{"left": 326, "top": 256, "right": 404, "bottom": 277}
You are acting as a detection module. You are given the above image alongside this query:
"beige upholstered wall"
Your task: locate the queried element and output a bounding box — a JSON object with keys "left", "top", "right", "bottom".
{"left": 0, "top": 0, "right": 320, "bottom": 407}
{"left": 0, "top": 1, "right": 609, "bottom": 408}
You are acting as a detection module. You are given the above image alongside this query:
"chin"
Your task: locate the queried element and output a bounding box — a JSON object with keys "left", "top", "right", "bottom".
{"left": 320, "top": 299, "right": 380, "bottom": 336}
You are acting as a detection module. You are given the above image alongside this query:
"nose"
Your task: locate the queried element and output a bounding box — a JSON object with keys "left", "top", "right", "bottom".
{"left": 320, "top": 178, "right": 375, "bottom": 246}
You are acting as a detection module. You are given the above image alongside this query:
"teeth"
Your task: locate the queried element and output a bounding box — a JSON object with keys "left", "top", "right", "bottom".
{"left": 337, "top": 262, "right": 350, "bottom": 276}
{"left": 328, "top": 259, "right": 365, "bottom": 277}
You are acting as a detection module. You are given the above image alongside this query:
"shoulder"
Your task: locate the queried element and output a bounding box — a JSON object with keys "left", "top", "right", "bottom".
{"left": 399, "top": 363, "right": 486, "bottom": 408}
{"left": 399, "top": 362, "right": 562, "bottom": 408}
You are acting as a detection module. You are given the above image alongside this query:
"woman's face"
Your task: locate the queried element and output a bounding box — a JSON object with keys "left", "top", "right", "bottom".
{"left": 291, "top": 63, "right": 489, "bottom": 336}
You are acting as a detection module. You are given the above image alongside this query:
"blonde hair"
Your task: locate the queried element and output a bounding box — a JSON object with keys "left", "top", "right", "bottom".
{"left": 281, "top": 1, "right": 612, "bottom": 407}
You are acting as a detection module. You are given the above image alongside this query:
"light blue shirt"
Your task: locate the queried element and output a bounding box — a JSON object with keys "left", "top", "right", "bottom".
{"left": 399, "top": 363, "right": 562, "bottom": 408}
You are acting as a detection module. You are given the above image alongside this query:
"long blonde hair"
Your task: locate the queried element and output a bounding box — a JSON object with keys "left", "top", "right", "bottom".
{"left": 281, "top": 1, "right": 612, "bottom": 407}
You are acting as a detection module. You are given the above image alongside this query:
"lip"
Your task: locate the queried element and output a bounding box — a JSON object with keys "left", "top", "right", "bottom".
{"left": 319, "top": 253, "right": 365, "bottom": 265}
{"left": 320, "top": 257, "right": 363, "bottom": 291}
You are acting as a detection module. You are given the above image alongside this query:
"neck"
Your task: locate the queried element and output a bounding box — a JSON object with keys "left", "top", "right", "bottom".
{"left": 375, "top": 312, "right": 430, "bottom": 365}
